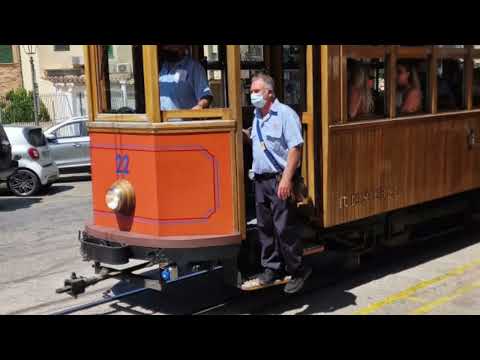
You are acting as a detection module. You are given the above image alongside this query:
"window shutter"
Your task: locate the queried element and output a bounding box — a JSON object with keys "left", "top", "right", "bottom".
{"left": 0, "top": 45, "right": 13, "bottom": 63}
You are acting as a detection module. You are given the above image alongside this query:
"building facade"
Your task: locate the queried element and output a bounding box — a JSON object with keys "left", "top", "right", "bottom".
{"left": 0, "top": 45, "right": 23, "bottom": 97}
{"left": 20, "top": 45, "right": 87, "bottom": 121}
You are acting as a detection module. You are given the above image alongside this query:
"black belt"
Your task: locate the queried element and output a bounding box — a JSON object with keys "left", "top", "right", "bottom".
{"left": 254, "top": 172, "right": 280, "bottom": 181}
{"left": 254, "top": 169, "right": 302, "bottom": 181}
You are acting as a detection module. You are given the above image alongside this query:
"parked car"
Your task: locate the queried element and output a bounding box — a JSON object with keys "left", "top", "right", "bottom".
{"left": 44, "top": 117, "right": 90, "bottom": 173}
{"left": 0, "top": 124, "right": 18, "bottom": 184}
{"left": 4, "top": 126, "right": 59, "bottom": 196}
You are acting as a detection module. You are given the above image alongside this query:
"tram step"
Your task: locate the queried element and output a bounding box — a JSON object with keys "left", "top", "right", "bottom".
{"left": 303, "top": 242, "right": 326, "bottom": 256}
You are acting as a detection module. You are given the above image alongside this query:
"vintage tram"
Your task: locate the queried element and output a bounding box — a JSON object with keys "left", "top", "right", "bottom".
{"left": 58, "top": 45, "right": 480, "bottom": 296}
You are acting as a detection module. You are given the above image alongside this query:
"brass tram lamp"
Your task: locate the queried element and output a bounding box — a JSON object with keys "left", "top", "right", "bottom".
{"left": 23, "top": 45, "right": 40, "bottom": 126}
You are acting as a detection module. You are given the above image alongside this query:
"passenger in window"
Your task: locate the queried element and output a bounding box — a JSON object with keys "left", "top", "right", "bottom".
{"left": 437, "top": 62, "right": 457, "bottom": 110}
{"left": 158, "top": 45, "right": 213, "bottom": 111}
{"left": 396, "top": 62, "right": 422, "bottom": 114}
{"left": 348, "top": 64, "right": 374, "bottom": 119}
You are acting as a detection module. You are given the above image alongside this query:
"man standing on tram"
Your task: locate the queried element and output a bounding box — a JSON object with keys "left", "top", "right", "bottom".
{"left": 245, "top": 73, "right": 312, "bottom": 294}
{"left": 158, "top": 45, "right": 213, "bottom": 111}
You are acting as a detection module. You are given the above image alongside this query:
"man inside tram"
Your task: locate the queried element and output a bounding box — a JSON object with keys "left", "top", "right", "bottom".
{"left": 245, "top": 73, "right": 312, "bottom": 294}
{"left": 396, "top": 61, "right": 423, "bottom": 114}
{"left": 158, "top": 45, "right": 213, "bottom": 111}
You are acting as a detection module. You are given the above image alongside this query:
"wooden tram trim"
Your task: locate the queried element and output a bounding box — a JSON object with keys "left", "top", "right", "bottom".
{"left": 321, "top": 45, "right": 330, "bottom": 225}
{"left": 429, "top": 46, "right": 438, "bottom": 114}
{"left": 226, "top": 45, "right": 245, "bottom": 240}
{"left": 387, "top": 46, "right": 397, "bottom": 119}
{"left": 302, "top": 45, "right": 317, "bottom": 205}
{"left": 465, "top": 46, "right": 473, "bottom": 111}
{"left": 83, "top": 46, "right": 95, "bottom": 122}
{"left": 161, "top": 108, "right": 232, "bottom": 121}
{"left": 143, "top": 45, "right": 161, "bottom": 123}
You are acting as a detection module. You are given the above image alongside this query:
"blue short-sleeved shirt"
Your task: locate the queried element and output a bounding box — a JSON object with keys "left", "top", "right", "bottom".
{"left": 251, "top": 99, "right": 304, "bottom": 174}
{"left": 159, "top": 56, "right": 213, "bottom": 110}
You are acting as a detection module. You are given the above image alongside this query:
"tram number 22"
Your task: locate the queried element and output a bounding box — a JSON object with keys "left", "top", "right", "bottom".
{"left": 115, "top": 154, "right": 130, "bottom": 175}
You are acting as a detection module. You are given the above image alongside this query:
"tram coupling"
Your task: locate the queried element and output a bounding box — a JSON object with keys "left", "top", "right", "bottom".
{"left": 56, "top": 272, "right": 103, "bottom": 298}
{"left": 55, "top": 261, "right": 162, "bottom": 298}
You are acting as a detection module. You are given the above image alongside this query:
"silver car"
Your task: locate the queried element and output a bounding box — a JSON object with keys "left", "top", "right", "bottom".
{"left": 44, "top": 117, "right": 90, "bottom": 173}
{"left": 4, "top": 126, "right": 60, "bottom": 196}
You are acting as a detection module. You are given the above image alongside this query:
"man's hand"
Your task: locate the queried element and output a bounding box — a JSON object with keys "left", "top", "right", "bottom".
{"left": 192, "top": 98, "right": 211, "bottom": 110}
{"left": 277, "top": 176, "right": 293, "bottom": 201}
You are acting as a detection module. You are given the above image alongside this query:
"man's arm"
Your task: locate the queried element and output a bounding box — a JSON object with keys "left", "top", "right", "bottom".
{"left": 277, "top": 146, "right": 302, "bottom": 201}
{"left": 277, "top": 108, "right": 304, "bottom": 201}
{"left": 192, "top": 61, "right": 214, "bottom": 109}
{"left": 193, "top": 97, "right": 212, "bottom": 109}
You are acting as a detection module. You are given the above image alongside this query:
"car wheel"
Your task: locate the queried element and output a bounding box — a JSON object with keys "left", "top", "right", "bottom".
{"left": 7, "top": 169, "right": 41, "bottom": 197}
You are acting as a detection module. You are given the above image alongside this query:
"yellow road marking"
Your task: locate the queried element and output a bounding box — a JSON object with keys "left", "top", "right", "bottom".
{"left": 406, "top": 296, "right": 427, "bottom": 304}
{"left": 409, "top": 280, "right": 480, "bottom": 315}
{"left": 353, "top": 259, "right": 480, "bottom": 315}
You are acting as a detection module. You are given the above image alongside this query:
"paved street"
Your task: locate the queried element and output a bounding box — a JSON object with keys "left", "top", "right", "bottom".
{"left": 1, "top": 177, "right": 480, "bottom": 315}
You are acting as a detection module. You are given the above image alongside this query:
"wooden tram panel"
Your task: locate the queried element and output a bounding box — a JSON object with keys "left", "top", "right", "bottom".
{"left": 325, "top": 113, "right": 480, "bottom": 227}
{"left": 89, "top": 126, "right": 235, "bottom": 239}
{"left": 83, "top": 45, "right": 244, "bottom": 250}
{"left": 321, "top": 45, "right": 480, "bottom": 228}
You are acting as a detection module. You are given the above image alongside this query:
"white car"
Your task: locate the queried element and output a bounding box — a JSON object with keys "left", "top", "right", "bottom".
{"left": 4, "top": 126, "right": 60, "bottom": 196}
{"left": 44, "top": 117, "right": 90, "bottom": 173}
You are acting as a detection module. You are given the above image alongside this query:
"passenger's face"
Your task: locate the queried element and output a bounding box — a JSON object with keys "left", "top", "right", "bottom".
{"left": 250, "top": 80, "right": 271, "bottom": 100}
{"left": 159, "top": 45, "right": 187, "bottom": 61}
{"left": 397, "top": 65, "right": 410, "bottom": 87}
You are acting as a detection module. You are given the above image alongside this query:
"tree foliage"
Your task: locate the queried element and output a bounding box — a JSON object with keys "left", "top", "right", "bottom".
{"left": 0, "top": 88, "right": 50, "bottom": 124}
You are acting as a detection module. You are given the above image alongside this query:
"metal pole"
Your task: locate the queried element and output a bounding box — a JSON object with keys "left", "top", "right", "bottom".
{"left": 30, "top": 56, "right": 39, "bottom": 126}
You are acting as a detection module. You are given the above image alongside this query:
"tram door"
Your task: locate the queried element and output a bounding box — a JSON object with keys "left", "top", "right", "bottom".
{"left": 239, "top": 45, "right": 310, "bottom": 223}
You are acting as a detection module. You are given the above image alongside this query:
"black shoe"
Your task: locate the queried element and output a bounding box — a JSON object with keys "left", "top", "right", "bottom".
{"left": 258, "top": 268, "right": 283, "bottom": 286}
{"left": 284, "top": 267, "right": 312, "bottom": 294}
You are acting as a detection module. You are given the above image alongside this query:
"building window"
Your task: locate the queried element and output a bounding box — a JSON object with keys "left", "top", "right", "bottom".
{"left": 0, "top": 45, "right": 13, "bottom": 64}
{"left": 54, "top": 45, "right": 70, "bottom": 52}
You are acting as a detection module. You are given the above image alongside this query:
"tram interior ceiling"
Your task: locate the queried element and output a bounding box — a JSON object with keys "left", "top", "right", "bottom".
{"left": 60, "top": 45, "right": 480, "bottom": 295}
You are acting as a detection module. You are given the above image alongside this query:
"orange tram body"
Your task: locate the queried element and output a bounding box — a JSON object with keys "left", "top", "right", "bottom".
{"left": 70, "top": 45, "right": 480, "bottom": 293}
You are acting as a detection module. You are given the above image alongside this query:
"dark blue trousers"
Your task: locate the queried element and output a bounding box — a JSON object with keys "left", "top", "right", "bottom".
{"left": 255, "top": 175, "right": 304, "bottom": 276}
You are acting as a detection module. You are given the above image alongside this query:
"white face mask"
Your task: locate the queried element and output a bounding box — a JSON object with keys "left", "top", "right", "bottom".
{"left": 251, "top": 92, "right": 266, "bottom": 109}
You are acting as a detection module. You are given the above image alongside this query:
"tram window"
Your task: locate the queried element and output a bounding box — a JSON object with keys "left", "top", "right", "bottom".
{"left": 473, "top": 59, "right": 480, "bottom": 108}
{"left": 241, "top": 45, "right": 264, "bottom": 63}
{"left": 98, "top": 45, "right": 146, "bottom": 114}
{"left": 240, "top": 45, "right": 267, "bottom": 107}
{"left": 202, "top": 45, "right": 227, "bottom": 108}
{"left": 347, "top": 58, "right": 386, "bottom": 121}
{"left": 396, "top": 59, "right": 428, "bottom": 116}
{"left": 282, "top": 45, "right": 306, "bottom": 109}
{"left": 437, "top": 58, "right": 465, "bottom": 112}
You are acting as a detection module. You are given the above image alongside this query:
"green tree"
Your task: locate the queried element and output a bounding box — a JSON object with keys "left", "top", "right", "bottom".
{"left": 0, "top": 88, "right": 50, "bottom": 124}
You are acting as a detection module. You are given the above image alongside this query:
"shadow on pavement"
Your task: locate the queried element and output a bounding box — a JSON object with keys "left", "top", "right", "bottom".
{"left": 0, "top": 197, "right": 43, "bottom": 211}
{"left": 42, "top": 185, "right": 75, "bottom": 196}
{"left": 56, "top": 174, "right": 91, "bottom": 183}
